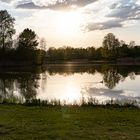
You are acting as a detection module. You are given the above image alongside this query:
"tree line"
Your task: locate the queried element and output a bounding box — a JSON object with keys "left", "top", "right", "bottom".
{"left": 0, "top": 10, "right": 140, "bottom": 65}
{"left": 46, "top": 33, "right": 140, "bottom": 61}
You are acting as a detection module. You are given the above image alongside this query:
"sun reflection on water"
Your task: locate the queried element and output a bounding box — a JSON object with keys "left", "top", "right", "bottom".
{"left": 35, "top": 69, "right": 140, "bottom": 106}
{"left": 60, "top": 83, "right": 81, "bottom": 104}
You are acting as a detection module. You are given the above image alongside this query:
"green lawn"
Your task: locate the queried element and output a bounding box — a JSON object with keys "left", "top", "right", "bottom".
{"left": 0, "top": 105, "right": 140, "bottom": 140}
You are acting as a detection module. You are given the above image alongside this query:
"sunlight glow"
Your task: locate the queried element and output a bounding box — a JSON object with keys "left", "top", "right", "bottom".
{"left": 60, "top": 83, "right": 81, "bottom": 104}
{"left": 54, "top": 11, "right": 84, "bottom": 37}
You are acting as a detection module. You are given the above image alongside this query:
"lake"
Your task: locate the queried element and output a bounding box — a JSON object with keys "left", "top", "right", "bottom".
{"left": 0, "top": 64, "right": 140, "bottom": 106}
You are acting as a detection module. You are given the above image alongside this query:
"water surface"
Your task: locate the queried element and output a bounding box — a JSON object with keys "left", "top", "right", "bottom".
{"left": 0, "top": 64, "right": 140, "bottom": 106}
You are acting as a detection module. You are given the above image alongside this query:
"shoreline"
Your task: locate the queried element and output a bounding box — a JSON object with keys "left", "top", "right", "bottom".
{"left": 0, "top": 61, "right": 139, "bottom": 73}
{"left": 0, "top": 60, "right": 140, "bottom": 68}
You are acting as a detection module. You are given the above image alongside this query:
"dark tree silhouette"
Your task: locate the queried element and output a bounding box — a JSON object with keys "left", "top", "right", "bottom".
{"left": 0, "top": 10, "right": 15, "bottom": 56}
{"left": 102, "top": 33, "right": 120, "bottom": 59}
{"left": 15, "top": 28, "right": 46, "bottom": 65}
{"left": 18, "top": 28, "right": 38, "bottom": 50}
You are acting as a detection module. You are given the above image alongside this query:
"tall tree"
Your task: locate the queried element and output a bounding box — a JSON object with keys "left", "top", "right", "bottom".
{"left": 17, "top": 28, "right": 47, "bottom": 65}
{"left": 102, "top": 33, "right": 120, "bottom": 58}
{"left": 18, "top": 28, "right": 38, "bottom": 50}
{"left": 0, "top": 10, "right": 15, "bottom": 53}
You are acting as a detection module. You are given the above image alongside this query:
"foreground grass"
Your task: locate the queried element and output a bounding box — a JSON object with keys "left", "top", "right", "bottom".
{"left": 0, "top": 105, "right": 140, "bottom": 140}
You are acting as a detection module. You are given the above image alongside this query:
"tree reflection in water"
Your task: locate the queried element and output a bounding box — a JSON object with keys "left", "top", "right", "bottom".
{"left": 102, "top": 67, "right": 123, "bottom": 89}
{"left": 46, "top": 65, "right": 140, "bottom": 89}
{"left": 0, "top": 65, "right": 140, "bottom": 103}
{"left": 0, "top": 72, "right": 41, "bottom": 102}
{"left": 17, "top": 74, "right": 40, "bottom": 100}
{"left": 0, "top": 77, "right": 15, "bottom": 99}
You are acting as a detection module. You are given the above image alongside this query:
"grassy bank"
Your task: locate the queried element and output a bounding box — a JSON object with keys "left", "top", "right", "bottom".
{"left": 0, "top": 105, "right": 140, "bottom": 140}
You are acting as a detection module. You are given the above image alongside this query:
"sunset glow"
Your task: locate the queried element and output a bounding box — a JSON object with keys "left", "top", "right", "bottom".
{"left": 0, "top": 0, "right": 140, "bottom": 47}
{"left": 54, "top": 11, "right": 84, "bottom": 37}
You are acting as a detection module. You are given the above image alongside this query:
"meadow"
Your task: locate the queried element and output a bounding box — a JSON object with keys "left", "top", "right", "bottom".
{"left": 0, "top": 104, "right": 140, "bottom": 140}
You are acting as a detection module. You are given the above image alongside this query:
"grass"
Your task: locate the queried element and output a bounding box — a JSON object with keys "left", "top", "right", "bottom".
{"left": 0, "top": 97, "right": 139, "bottom": 107}
{"left": 0, "top": 104, "right": 140, "bottom": 140}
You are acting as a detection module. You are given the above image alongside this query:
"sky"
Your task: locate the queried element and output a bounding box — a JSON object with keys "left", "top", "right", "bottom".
{"left": 0, "top": 0, "right": 140, "bottom": 48}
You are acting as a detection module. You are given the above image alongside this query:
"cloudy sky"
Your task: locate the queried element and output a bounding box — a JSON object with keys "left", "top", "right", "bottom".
{"left": 0, "top": 0, "right": 140, "bottom": 48}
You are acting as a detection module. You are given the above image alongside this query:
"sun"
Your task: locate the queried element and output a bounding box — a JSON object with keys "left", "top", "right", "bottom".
{"left": 54, "top": 11, "right": 83, "bottom": 37}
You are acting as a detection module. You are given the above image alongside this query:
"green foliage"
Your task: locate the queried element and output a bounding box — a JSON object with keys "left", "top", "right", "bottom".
{"left": 45, "top": 33, "right": 140, "bottom": 61}
{"left": 102, "top": 33, "right": 120, "bottom": 59}
{"left": 103, "top": 33, "right": 120, "bottom": 50}
{"left": 46, "top": 46, "right": 103, "bottom": 61}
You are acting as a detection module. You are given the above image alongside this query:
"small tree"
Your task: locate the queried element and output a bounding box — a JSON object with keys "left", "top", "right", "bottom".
{"left": 129, "top": 41, "right": 135, "bottom": 48}
{"left": 0, "top": 10, "right": 15, "bottom": 53}
{"left": 40, "top": 38, "right": 47, "bottom": 51}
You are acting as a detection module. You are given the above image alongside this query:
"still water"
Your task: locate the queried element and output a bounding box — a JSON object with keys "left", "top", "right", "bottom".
{"left": 0, "top": 64, "right": 140, "bottom": 105}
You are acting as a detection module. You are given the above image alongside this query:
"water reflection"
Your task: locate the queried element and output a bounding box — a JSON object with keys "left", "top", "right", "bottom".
{"left": 0, "top": 65, "right": 140, "bottom": 105}
{"left": 103, "top": 67, "right": 123, "bottom": 89}
{"left": 18, "top": 73, "right": 40, "bottom": 100}
{"left": 0, "top": 73, "right": 40, "bottom": 102}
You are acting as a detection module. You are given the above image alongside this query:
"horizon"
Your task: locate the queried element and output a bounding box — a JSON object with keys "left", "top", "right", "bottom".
{"left": 0, "top": 0, "right": 140, "bottom": 48}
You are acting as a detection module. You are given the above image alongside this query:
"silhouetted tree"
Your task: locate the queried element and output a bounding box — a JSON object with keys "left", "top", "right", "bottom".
{"left": 102, "top": 33, "right": 120, "bottom": 59}
{"left": 0, "top": 10, "right": 15, "bottom": 57}
{"left": 40, "top": 38, "right": 47, "bottom": 50}
{"left": 16, "top": 28, "right": 47, "bottom": 64}
{"left": 18, "top": 28, "right": 38, "bottom": 50}
{"left": 129, "top": 41, "right": 135, "bottom": 48}
{"left": 87, "top": 47, "right": 96, "bottom": 59}
{"left": 120, "top": 40, "right": 125, "bottom": 47}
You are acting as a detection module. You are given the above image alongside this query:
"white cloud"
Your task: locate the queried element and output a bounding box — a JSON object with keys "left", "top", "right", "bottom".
{"left": 82, "top": 0, "right": 140, "bottom": 31}
{"left": 0, "top": 0, "right": 97, "bottom": 10}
